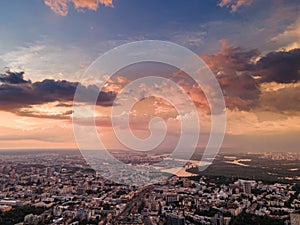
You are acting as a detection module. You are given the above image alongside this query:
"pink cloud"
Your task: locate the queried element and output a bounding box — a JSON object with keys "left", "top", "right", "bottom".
{"left": 218, "top": 0, "right": 254, "bottom": 12}
{"left": 44, "top": 0, "right": 113, "bottom": 16}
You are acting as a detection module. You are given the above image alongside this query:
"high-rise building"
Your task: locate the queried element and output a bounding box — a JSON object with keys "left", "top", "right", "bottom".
{"left": 46, "top": 167, "right": 52, "bottom": 177}
{"left": 244, "top": 182, "right": 251, "bottom": 194}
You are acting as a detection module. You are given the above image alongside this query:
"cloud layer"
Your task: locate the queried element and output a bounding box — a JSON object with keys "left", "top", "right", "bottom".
{"left": 1, "top": 45, "right": 299, "bottom": 119}
{"left": 0, "top": 71, "right": 115, "bottom": 118}
{"left": 44, "top": 0, "right": 113, "bottom": 16}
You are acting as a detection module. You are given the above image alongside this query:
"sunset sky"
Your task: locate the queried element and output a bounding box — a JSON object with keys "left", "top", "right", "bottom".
{"left": 0, "top": 0, "right": 299, "bottom": 152}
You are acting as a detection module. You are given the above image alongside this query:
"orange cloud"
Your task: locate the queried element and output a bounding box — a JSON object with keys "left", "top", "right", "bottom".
{"left": 218, "top": 0, "right": 254, "bottom": 12}
{"left": 44, "top": 0, "right": 113, "bottom": 16}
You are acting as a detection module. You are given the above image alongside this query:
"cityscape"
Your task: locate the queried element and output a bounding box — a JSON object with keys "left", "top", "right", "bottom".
{"left": 0, "top": 150, "right": 299, "bottom": 225}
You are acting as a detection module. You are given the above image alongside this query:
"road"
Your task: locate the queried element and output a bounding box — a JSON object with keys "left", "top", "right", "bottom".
{"left": 113, "top": 185, "right": 154, "bottom": 223}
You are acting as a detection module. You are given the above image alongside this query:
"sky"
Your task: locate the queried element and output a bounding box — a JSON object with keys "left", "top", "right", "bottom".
{"left": 0, "top": 0, "right": 299, "bottom": 152}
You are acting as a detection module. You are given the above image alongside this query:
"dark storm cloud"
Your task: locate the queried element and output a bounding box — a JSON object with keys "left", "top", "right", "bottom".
{"left": 202, "top": 46, "right": 300, "bottom": 111}
{"left": 256, "top": 48, "right": 300, "bottom": 83}
{"left": 0, "top": 71, "right": 31, "bottom": 84}
{"left": 0, "top": 71, "right": 116, "bottom": 116}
